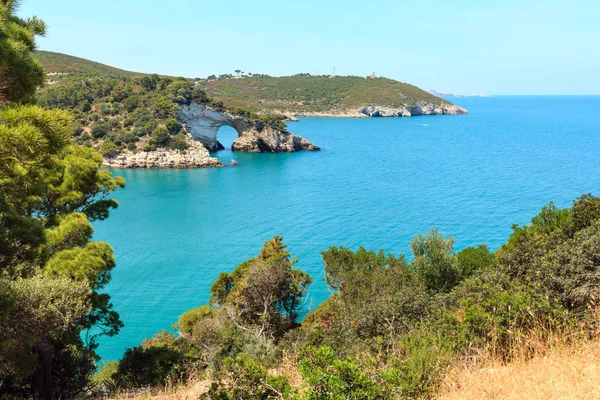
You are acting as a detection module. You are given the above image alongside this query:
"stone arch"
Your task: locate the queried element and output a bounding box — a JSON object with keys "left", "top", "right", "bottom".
{"left": 178, "top": 103, "right": 251, "bottom": 151}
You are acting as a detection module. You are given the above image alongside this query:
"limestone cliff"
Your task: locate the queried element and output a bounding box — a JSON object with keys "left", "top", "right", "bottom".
{"left": 231, "top": 126, "right": 320, "bottom": 152}
{"left": 358, "top": 103, "right": 467, "bottom": 117}
{"left": 178, "top": 103, "right": 319, "bottom": 153}
{"left": 103, "top": 141, "right": 225, "bottom": 169}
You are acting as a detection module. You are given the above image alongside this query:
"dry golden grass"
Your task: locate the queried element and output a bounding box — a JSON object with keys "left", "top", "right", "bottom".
{"left": 110, "top": 379, "right": 212, "bottom": 400}
{"left": 437, "top": 338, "right": 600, "bottom": 400}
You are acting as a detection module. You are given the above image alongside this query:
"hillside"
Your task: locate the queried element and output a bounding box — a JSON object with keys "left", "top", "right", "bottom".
{"left": 35, "top": 51, "right": 464, "bottom": 115}
{"left": 196, "top": 74, "right": 455, "bottom": 114}
{"left": 35, "top": 50, "right": 140, "bottom": 77}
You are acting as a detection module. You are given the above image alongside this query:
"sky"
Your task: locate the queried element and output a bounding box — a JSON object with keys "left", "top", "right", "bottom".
{"left": 18, "top": 0, "right": 600, "bottom": 95}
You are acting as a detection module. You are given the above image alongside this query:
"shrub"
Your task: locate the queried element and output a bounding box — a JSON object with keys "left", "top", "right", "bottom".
{"left": 164, "top": 118, "right": 182, "bottom": 135}
{"left": 114, "top": 332, "right": 186, "bottom": 389}
{"left": 201, "top": 355, "right": 294, "bottom": 400}
{"left": 168, "top": 133, "right": 189, "bottom": 150}
{"left": 99, "top": 140, "right": 119, "bottom": 157}
{"left": 299, "top": 346, "right": 381, "bottom": 399}
{"left": 91, "top": 121, "right": 111, "bottom": 138}
{"left": 149, "top": 126, "right": 171, "bottom": 147}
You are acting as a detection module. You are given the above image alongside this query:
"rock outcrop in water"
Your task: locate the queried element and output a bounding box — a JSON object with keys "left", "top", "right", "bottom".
{"left": 178, "top": 103, "right": 319, "bottom": 153}
{"left": 359, "top": 103, "right": 467, "bottom": 117}
{"left": 231, "top": 125, "right": 320, "bottom": 152}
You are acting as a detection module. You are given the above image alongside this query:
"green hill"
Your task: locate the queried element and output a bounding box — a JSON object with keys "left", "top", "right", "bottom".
{"left": 197, "top": 74, "right": 450, "bottom": 113}
{"left": 35, "top": 50, "right": 140, "bottom": 77}
{"left": 35, "top": 51, "right": 458, "bottom": 114}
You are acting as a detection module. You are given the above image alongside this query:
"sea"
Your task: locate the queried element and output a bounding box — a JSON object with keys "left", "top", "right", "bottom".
{"left": 93, "top": 95, "right": 600, "bottom": 361}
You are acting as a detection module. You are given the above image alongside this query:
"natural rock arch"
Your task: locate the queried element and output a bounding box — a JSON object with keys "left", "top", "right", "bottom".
{"left": 178, "top": 104, "right": 251, "bottom": 151}
{"left": 178, "top": 103, "right": 320, "bottom": 153}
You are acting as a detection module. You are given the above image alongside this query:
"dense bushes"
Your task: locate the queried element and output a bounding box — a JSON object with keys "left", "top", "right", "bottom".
{"left": 99, "top": 194, "right": 600, "bottom": 399}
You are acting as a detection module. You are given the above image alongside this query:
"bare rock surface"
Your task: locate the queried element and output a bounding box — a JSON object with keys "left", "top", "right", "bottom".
{"left": 231, "top": 126, "right": 320, "bottom": 153}
{"left": 359, "top": 103, "right": 467, "bottom": 117}
{"left": 178, "top": 103, "right": 319, "bottom": 153}
{"left": 102, "top": 142, "right": 225, "bottom": 169}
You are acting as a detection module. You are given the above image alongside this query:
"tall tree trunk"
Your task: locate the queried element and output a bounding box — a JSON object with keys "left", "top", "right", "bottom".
{"left": 32, "top": 336, "right": 53, "bottom": 400}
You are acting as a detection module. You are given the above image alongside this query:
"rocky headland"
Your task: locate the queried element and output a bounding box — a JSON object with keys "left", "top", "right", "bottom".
{"left": 102, "top": 103, "right": 320, "bottom": 168}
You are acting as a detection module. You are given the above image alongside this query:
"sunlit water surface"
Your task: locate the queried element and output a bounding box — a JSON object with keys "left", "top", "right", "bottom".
{"left": 94, "top": 96, "right": 600, "bottom": 360}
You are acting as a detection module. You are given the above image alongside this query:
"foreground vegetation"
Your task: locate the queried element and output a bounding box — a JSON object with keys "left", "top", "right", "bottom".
{"left": 96, "top": 194, "right": 600, "bottom": 399}
{"left": 1, "top": 2, "right": 124, "bottom": 398}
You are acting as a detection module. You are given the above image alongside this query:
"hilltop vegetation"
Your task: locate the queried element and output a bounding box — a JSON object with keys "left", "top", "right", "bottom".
{"left": 197, "top": 74, "right": 450, "bottom": 113}
{"left": 35, "top": 51, "right": 454, "bottom": 117}
{"left": 35, "top": 50, "right": 140, "bottom": 78}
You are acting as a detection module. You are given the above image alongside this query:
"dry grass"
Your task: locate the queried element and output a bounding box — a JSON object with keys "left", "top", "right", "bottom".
{"left": 437, "top": 337, "right": 600, "bottom": 400}
{"left": 110, "top": 379, "right": 212, "bottom": 400}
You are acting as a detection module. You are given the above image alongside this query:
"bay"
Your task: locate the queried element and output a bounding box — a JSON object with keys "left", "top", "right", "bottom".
{"left": 93, "top": 95, "right": 600, "bottom": 360}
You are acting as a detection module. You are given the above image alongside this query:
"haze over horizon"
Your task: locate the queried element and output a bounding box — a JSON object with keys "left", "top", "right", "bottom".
{"left": 19, "top": 0, "right": 600, "bottom": 96}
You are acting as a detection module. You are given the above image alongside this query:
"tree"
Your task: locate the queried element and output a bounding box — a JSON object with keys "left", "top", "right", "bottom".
{"left": 164, "top": 117, "right": 182, "bottom": 135}
{"left": 0, "top": 0, "right": 46, "bottom": 103}
{"left": 139, "top": 74, "right": 159, "bottom": 91}
{"left": 410, "top": 228, "right": 461, "bottom": 293}
{"left": 0, "top": 2, "right": 125, "bottom": 397}
{"left": 210, "top": 236, "right": 312, "bottom": 340}
{"left": 91, "top": 120, "right": 111, "bottom": 138}
{"left": 150, "top": 126, "right": 171, "bottom": 147}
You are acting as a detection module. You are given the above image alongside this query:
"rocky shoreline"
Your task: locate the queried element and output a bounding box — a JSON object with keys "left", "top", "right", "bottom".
{"left": 102, "top": 102, "right": 465, "bottom": 169}
{"left": 288, "top": 102, "right": 468, "bottom": 118}
{"left": 102, "top": 142, "right": 226, "bottom": 169}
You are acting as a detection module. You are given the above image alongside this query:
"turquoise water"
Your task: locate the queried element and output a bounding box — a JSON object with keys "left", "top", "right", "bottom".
{"left": 94, "top": 96, "right": 600, "bottom": 361}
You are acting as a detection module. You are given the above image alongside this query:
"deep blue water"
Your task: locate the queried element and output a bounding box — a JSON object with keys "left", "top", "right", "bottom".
{"left": 93, "top": 96, "right": 600, "bottom": 361}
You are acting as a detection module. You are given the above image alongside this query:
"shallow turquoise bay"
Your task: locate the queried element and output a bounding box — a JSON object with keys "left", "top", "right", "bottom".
{"left": 93, "top": 96, "right": 600, "bottom": 360}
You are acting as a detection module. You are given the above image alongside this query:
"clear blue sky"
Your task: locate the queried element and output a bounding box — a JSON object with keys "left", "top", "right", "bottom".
{"left": 18, "top": 0, "right": 600, "bottom": 95}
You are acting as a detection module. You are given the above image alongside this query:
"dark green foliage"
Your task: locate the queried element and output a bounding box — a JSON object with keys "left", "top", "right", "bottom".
{"left": 164, "top": 117, "right": 182, "bottom": 134}
{"left": 34, "top": 50, "right": 138, "bottom": 77}
{"left": 299, "top": 346, "right": 381, "bottom": 400}
{"left": 197, "top": 74, "right": 451, "bottom": 114}
{"left": 0, "top": 1, "right": 46, "bottom": 104}
{"left": 210, "top": 236, "right": 312, "bottom": 341}
{"left": 99, "top": 140, "right": 118, "bottom": 157}
{"left": 256, "top": 114, "right": 287, "bottom": 131}
{"left": 150, "top": 126, "right": 171, "bottom": 147}
{"left": 411, "top": 228, "right": 461, "bottom": 293}
{"left": 169, "top": 133, "right": 189, "bottom": 150}
{"left": 456, "top": 244, "right": 498, "bottom": 279}
{"left": 91, "top": 120, "right": 111, "bottom": 138}
{"left": 139, "top": 74, "right": 160, "bottom": 91}
{"left": 114, "top": 332, "right": 186, "bottom": 389}
{"left": 202, "top": 355, "right": 294, "bottom": 400}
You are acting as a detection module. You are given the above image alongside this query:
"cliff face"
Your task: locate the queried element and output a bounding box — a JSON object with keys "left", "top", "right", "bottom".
{"left": 231, "top": 126, "right": 320, "bottom": 152}
{"left": 178, "top": 103, "right": 319, "bottom": 153}
{"left": 358, "top": 103, "right": 467, "bottom": 117}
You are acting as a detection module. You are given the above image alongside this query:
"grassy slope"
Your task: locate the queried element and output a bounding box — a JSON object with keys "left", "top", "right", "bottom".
{"left": 197, "top": 75, "right": 450, "bottom": 113}
{"left": 35, "top": 51, "right": 452, "bottom": 113}
{"left": 438, "top": 338, "right": 600, "bottom": 400}
{"left": 35, "top": 50, "right": 140, "bottom": 77}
